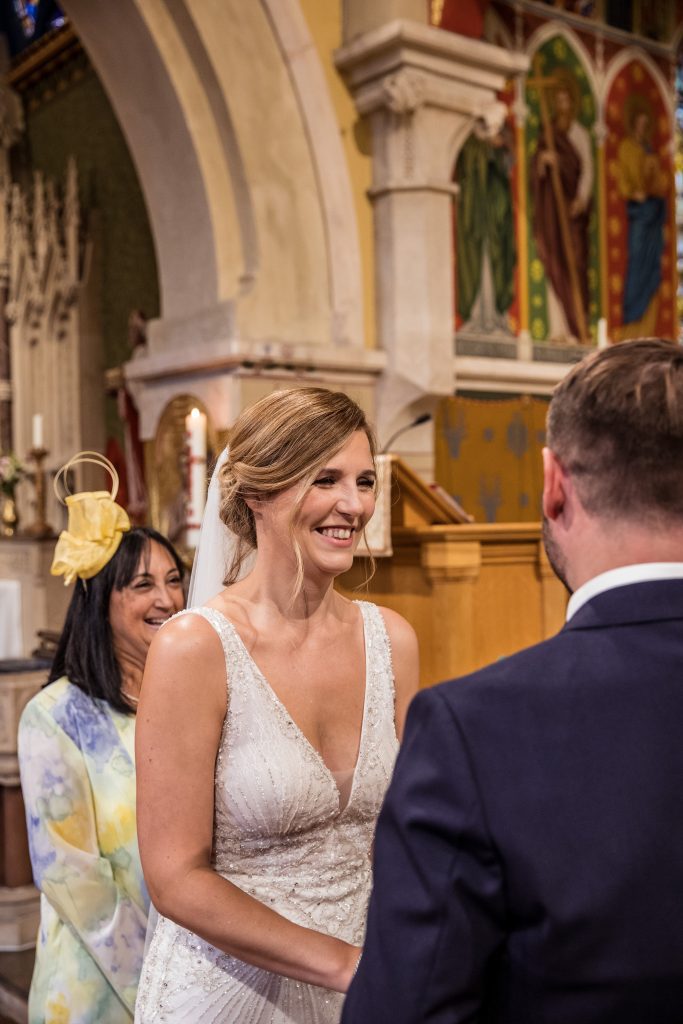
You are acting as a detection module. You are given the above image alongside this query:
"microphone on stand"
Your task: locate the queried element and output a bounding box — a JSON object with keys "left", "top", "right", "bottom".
{"left": 381, "top": 412, "right": 432, "bottom": 453}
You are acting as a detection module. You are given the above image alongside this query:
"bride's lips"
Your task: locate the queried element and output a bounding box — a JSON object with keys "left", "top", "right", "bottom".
{"left": 315, "top": 525, "right": 356, "bottom": 547}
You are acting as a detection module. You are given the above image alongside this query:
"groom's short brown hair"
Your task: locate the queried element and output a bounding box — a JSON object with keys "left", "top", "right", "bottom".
{"left": 547, "top": 338, "right": 683, "bottom": 522}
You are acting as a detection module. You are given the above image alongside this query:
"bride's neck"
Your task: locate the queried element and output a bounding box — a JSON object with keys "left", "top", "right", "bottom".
{"left": 238, "top": 560, "right": 337, "bottom": 623}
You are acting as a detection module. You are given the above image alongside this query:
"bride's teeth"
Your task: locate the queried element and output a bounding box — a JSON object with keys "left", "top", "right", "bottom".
{"left": 320, "top": 527, "right": 351, "bottom": 539}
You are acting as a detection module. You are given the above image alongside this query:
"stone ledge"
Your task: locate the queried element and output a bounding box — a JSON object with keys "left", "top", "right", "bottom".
{"left": 125, "top": 338, "right": 387, "bottom": 385}
{"left": 454, "top": 355, "right": 574, "bottom": 395}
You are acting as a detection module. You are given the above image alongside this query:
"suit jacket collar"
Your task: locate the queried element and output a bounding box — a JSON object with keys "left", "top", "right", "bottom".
{"left": 565, "top": 579, "right": 683, "bottom": 631}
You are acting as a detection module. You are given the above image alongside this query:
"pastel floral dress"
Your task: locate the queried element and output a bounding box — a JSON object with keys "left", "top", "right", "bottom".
{"left": 18, "top": 676, "right": 149, "bottom": 1023}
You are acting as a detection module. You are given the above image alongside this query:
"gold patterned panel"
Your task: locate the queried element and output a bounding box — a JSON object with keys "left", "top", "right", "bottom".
{"left": 435, "top": 395, "right": 549, "bottom": 523}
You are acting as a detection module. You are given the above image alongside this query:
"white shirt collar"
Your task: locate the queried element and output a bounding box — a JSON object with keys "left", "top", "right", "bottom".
{"left": 566, "top": 563, "right": 683, "bottom": 622}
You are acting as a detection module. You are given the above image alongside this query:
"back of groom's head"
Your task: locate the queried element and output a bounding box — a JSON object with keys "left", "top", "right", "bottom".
{"left": 547, "top": 338, "right": 683, "bottom": 525}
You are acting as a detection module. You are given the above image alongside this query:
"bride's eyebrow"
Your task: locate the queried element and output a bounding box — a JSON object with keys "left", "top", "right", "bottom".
{"left": 314, "top": 467, "right": 376, "bottom": 476}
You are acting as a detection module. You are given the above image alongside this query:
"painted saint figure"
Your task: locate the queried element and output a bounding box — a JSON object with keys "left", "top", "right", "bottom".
{"left": 531, "top": 73, "right": 593, "bottom": 342}
{"left": 455, "top": 117, "right": 516, "bottom": 335}
{"left": 616, "top": 103, "right": 667, "bottom": 337}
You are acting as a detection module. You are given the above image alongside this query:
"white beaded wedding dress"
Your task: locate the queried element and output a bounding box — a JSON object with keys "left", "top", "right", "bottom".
{"left": 134, "top": 600, "right": 398, "bottom": 1023}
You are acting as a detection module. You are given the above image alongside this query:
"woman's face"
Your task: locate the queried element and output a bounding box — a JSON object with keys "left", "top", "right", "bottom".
{"left": 109, "top": 541, "right": 184, "bottom": 665}
{"left": 259, "top": 430, "right": 376, "bottom": 580}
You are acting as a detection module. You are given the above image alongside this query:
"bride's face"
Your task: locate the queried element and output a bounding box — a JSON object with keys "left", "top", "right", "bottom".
{"left": 258, "top": 430, "right": 376, "bottom": 579}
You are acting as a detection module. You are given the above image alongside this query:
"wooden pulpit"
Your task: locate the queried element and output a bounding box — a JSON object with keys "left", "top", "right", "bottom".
{"left": 338, "top": 457, "right": 567, "bottom": 687}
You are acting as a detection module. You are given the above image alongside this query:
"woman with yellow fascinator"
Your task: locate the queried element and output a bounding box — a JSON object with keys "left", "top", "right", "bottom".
{"left": 17, "top": 453, "right": 185, "bottom": 1024}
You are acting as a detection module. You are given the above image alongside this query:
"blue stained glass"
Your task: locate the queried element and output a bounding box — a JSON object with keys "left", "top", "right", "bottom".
{"left": 11, "top": 0, "right": 64, "bottom": 42}
{"left": 13, "top": 0, "right": 38, "bottom": 37}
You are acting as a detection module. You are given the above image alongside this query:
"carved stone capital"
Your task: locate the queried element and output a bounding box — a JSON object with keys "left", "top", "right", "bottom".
{"left": 336, "top": 18, "right": 528, "bottom": 121}
{"left": 479, "top": 99, "right": 508, "bottom": 138}
{"left": 336, "top": 19, "right": 528, "bottom": 196}
{"left": 381, "top": 68, "right": 426, "bottom": 116}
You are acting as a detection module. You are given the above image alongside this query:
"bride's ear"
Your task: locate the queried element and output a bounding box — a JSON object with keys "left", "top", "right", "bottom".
{"left": 243, "top": 492, "right": 266, "bottom": 519}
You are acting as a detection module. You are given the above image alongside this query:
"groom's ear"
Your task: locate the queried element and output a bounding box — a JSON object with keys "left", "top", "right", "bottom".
{"left": 542, "top": 447, "right": 567, "bottom": 521}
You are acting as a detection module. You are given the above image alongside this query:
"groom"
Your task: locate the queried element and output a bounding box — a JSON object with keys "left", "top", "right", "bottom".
{"left": 343, "top": 338, "right": 683, "bottom": 1023}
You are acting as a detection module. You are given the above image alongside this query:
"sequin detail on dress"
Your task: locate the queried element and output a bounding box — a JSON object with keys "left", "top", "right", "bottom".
{"left": 134, "top": 601, "right": 397, "bottom": 1023}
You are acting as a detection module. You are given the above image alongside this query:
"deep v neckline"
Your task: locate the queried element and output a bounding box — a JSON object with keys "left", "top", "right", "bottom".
{"left": 214, "top": 602, "right": 370, "bottom": 815}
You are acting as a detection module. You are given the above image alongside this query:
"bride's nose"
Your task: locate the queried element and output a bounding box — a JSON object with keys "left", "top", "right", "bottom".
{"left": 335, "top": 485, "right": 365, "bottom": 518}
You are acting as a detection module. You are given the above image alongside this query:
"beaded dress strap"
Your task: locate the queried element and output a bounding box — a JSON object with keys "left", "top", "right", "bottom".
{"left": 164, "top": 607, "right": 243, "bottom": 702}
{"left": 354, "top": 601, "right": 396, "bottom": 710}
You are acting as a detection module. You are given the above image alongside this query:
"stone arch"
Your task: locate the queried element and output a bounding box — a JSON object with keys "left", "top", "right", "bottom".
{"left": 60, "top": 0, "right": 363, "bottom": 349}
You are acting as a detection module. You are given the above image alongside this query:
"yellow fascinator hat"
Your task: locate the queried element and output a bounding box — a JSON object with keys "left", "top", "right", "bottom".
{"left": 51, "top": 452, "right": 131, "bottom": 586}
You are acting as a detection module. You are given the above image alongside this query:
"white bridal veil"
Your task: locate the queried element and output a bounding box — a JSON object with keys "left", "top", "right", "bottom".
{"left": 187, "top": 445, "right": 232, "bottom": 607}
{"left": 187, "top": 445, "right": 256, "bottom": 606}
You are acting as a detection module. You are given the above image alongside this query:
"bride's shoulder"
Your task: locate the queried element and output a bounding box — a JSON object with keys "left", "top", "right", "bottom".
{"left": 358, "top": 602, "right": 417, "bottom": 646}
{"left": 144, "top": 610, "right": 229, "bottom": 711}
{"left": 150, "top": 607, "right": 226, "bottom": 658}
{"left": 373, "top": 605, "right": 419, "bottom": 662}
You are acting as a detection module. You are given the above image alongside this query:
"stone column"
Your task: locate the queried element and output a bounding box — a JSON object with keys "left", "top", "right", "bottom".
{"left": 342, "top": 0, "right": 427, "bottom": 40}
{"left": 336, "top": 21, "right": 528, "bottom": 442}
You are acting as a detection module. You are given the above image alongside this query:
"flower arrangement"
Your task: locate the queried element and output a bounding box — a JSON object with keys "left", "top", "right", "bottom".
{"left": 0, "top": 452, "right": 25, "bottom": 497}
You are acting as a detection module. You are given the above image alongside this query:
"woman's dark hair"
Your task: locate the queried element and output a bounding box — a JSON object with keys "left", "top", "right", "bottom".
{"left": 48, "top": 526, "right": 185, "bottom": 714}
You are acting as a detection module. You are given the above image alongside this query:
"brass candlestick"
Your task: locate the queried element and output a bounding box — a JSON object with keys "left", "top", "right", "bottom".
{"left": 25, "top": 446, "right": 55, "bottom": 538}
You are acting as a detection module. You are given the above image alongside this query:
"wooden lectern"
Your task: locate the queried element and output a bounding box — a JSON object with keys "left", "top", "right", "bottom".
{"left": 338, "top": 457, "right": 567, "bottom": 688}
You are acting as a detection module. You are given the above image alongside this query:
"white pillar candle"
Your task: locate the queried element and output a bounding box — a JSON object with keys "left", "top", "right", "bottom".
{"left": 597, "top": 317, "right": 609, "bottom": 350}
{"left": 32, "top": 413, "right": 43, "bottom": 449}
{"left": 184, "top": 407, "right": 207, "bottom": 547}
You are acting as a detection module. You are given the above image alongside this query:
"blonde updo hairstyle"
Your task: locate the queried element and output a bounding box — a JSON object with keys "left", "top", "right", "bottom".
{"left": 218, "top": 387, "right": 377, "bottom": 592}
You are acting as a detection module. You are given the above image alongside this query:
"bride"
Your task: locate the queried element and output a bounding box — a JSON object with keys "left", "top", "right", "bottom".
{"left": 134, "top": 387, "right": 419, "bottom": 1022}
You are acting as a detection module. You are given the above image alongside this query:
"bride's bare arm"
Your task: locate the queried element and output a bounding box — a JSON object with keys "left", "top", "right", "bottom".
{"left": 136, "top": 614, "right": 360, "bottom": 992}
{"left": 379, "top": 607, "right": 420, "bottom": 739}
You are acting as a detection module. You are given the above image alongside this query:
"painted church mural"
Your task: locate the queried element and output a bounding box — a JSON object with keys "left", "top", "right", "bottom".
{"left": 453, "top": 81, "right": 519, "bottom": 337}
{"left": 604, "top": 58, "right": 675, "bottom": 342}
{"left": 432, "top": 0, "right": 683, "bottom": 522}
{"left": 526, "top": 37, "right": 598, "bottom": 345}
{"left": 436, "top": 0, "right": 682, "bottom": 351}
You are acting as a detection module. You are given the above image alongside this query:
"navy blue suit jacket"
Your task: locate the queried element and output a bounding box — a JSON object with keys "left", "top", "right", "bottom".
{"left": 342, "top": 580, "right": 683, "bottom": 1023}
